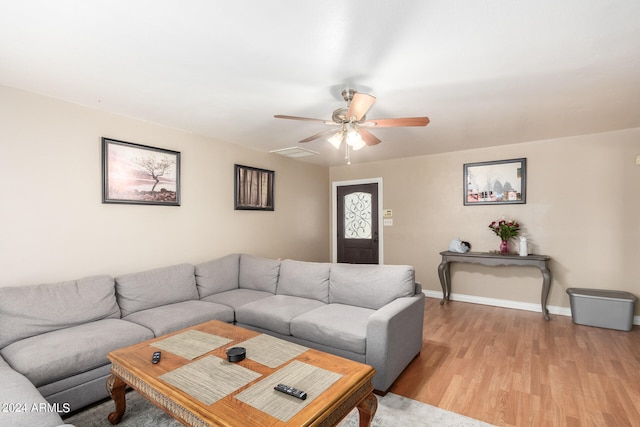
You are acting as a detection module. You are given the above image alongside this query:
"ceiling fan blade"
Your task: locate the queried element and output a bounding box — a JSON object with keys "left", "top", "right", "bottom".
{"left": 299, "top": 128, "right": 338, "bottom": 143}
{"left": 363, "top": 117, "right": 430, "bottom": 127}
{"left": 359, "top": 128, "right": 381, "bottom": 146}
{"left": 346, "top": 93, "right": 376, "bottom": 122}
{"left": 274, "top": 115, "right": 330, "bottom": 123}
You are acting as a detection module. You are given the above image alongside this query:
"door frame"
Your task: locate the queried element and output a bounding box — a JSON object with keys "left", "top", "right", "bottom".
{"left": 331, "top": 177, "right": 383, "bottom": 264}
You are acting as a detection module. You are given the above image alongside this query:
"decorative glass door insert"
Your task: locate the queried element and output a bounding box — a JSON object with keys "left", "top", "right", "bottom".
{"left": 343, "top": 192, "right": 372, "bottom": 239}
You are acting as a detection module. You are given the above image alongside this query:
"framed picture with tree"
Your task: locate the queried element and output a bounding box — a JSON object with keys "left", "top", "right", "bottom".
{"left": 102, "top": 138, "right": 181, "bottom": 206}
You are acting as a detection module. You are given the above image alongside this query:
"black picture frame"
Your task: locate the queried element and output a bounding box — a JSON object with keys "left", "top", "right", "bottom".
{"left": 464, "top": 158, "right": 526, "bottom": 205}
{"left": 234, "top": 164, "right": 274, "bottom": 211}
{"left": 102, "top": 138, "right": 181, "bottom": 206}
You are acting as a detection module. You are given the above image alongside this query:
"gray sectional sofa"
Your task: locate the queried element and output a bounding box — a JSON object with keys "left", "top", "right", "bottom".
{"left": 0, "top": 254, "right": 424, "bottom": 426}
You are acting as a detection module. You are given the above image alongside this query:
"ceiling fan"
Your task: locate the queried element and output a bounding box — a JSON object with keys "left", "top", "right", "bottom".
{"left": 274, "top": 89, "right": 430, "bottom": 163}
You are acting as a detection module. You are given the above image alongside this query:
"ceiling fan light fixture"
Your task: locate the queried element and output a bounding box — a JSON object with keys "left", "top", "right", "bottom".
{"left": 346, "top": 128, "right": 365, "bottom": 150}
{"left": 274, "top": 88, "right": 430, "bottom": 164}
{"left": 328, "top": 131, "right": 344, "bottom": 149}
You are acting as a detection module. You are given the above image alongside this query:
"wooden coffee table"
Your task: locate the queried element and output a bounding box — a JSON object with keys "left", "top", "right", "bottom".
{"left": 106, "top": 320, "right": 377, "bottom": 426}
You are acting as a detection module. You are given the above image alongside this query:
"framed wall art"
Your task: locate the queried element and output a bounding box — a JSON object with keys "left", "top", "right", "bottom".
{"left": 464, "top": 158, "right": 526, "bottom": 205}
{"left": 102, "top": 138, "right": 181, "bottom": 206}
{"left": 234, "top": 164, "right": 274, "bottom": 211}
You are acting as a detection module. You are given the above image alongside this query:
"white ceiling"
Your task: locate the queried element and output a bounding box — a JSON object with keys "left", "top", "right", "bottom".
{"left": 1, "top": 1, "right": 639, "bottom": 166}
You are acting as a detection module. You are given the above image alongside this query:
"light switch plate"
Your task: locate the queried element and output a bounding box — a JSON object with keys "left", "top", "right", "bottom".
{"left": 383, "top": 218, "right": 393, "bottom": 226}
{"left": 636, "top": 155, "right": 640, "bottom": 166}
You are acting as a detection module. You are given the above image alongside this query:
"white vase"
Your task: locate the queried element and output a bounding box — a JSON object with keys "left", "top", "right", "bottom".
{"left": 519, "top": 236, "right": 528, "bottom": 256}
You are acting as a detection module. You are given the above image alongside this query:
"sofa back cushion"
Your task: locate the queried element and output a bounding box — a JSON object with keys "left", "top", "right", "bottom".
{"left": 115, "top": 263, "right": 198, "bottom": 317}
{"left": 0, "top": 275, "right": 120, "bottom": 349}
{"left": 329, "top": 264, "right": 415, "bottom": 310}
{"left": 239, "top": 254, "right": 280, "bottom": 294}
{"left": 195, "top": 254, "right": 240, "bottom": 298}
{"left": 277, "top": 259, "right": 330, "bottom": 303}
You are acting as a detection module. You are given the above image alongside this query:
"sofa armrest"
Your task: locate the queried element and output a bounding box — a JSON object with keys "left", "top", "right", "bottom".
{"left": 365, "top": 292, "right": 425, "bottom": 392}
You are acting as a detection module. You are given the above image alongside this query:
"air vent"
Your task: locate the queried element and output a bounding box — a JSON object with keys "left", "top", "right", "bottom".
{"left": 270, "top": 147, "right": 319, "bottom": 158}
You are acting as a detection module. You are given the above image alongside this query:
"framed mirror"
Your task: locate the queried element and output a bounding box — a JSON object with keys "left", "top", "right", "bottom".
{"left": 464, "top": 158, "right": 526, "bottom": 205}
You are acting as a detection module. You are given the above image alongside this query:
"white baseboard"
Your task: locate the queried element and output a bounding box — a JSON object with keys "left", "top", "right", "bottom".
{"left": 422, "top": 290, "right": 640, "bottom": 326}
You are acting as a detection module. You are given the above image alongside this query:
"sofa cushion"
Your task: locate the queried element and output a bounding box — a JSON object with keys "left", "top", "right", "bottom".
{"left": 290, "top": 304, "right": 373, "bottom": 354}
{"left": 329, "top": 264, "right": 415, "bottom": 310}
{"left": 0, "top": 275, "right": 120, "bottom": 349}
{"left": 0, "top": 318, "right": 153, "bottom": 387}
{"left": 277, "top": 259, "right": 330, "bottom": 303}
{"left": 115, "top": 263, "right": 199, "bottom": 317}
{"left": 195, "top": 254, "right": 240, "bottom": 298}
{"left": 201, "top": 288, "right": 273, "bottom": 310}
{"left": 122, "top": 300, "right": 234, "bottom": 336}
{"left": 239, "top": 254, "right": 280, "bottom": 293}
{"left": 235, "top": 295, "right": 325, "bottom": 336}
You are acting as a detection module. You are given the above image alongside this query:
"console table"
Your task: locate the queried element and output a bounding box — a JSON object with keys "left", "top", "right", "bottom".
{"left": 438, "top": 251, "right": 552, "bottom": 320}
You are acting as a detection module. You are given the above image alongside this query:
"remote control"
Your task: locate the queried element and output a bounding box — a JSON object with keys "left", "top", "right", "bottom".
{"left": 274, "top": 383, "right": 307, "bottom": 400}
{"left": 152, "top": 351, "right": 161, "bottom": 364}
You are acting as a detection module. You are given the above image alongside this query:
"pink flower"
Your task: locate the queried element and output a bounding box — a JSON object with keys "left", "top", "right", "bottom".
{"left": 488, "top": 217, "right": 521, "bottom": 240}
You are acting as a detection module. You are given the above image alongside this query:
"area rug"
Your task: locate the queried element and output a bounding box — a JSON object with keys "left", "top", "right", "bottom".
{"left": 64, "top": 390, "right": 494, "bottom": 426}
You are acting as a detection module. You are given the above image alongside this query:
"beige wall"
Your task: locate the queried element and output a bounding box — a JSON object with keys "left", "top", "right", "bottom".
{"left": 330, "top": 128, "right": 640, "bottom": 314}
{"left": 0, "top": 85, "right": 330, "bottom": 286}
{"left": 2, "top": 84, "right": 638, "bottom": 317}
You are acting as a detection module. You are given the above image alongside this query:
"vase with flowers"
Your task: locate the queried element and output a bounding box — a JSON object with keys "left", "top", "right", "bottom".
{"left": 488, "top": 218, "right": 520, "bottom": 253}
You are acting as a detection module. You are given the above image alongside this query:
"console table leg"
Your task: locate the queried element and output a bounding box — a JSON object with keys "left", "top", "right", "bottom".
{"left": 106, "top": 374, "right": 127, "bottom": 425}
{"left": 540, "top": 266, "right": 552, "bottom": 321}
{"left": 356, "top": 392, "right": 378, "bottom": 427}
{"left": 437, "top": 261, "right": 450, "bottom": 305}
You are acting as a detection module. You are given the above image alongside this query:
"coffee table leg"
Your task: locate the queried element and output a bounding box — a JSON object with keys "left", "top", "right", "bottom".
{"left": 106, "top": 374, "right": 127, "bottom": 424}
{"left": 356, "top": 392, "right": 378, "bottom": 427}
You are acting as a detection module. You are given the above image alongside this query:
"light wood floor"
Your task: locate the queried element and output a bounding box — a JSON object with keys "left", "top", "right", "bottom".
{"left": 390, "top": 298, "right": 640, "bottom": 427}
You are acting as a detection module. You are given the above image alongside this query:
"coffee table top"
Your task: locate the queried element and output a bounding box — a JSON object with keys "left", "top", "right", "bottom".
{"left": 107, "top": 320, "right": 375, "bottom": 426}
